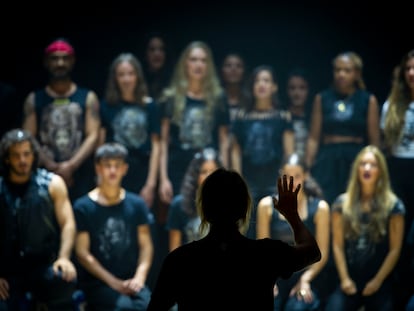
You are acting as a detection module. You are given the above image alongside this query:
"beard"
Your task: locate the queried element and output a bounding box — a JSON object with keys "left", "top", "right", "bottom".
{"left": 9, "top": 163, "right": 32, "bottom": 178}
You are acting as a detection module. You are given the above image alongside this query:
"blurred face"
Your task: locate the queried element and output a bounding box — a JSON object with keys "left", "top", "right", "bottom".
{"left": 358, "top": 151, "right": 380, "bottom": 186}
{"left": 287, "top": 76, "right": 309, "bottom": 108}
{"left": 281, "top": 163, "right": 306, "bottom": 194}
{"left": 333, "top": 56, "right": 358, "bottom": 93}
{"left": 198, "top": 160, "right": 219, "bottom": 186}
{"left": 7, "top": 141, "right": 34, "bottom": 178}
{"left": 45, "top": 52, "right": 75, "bottom": 79}
{"left": 116, "top": 61, "right": 138, "bottom": 95}
{"left": 95, "top": 158, "right": 128, "bottom": 187}
{"left": 222, "top": 55, "right": 244, "bottom": 84}
{"left": 146, "top": 37, "right": 166, "bottom": 71}
{"left": 404, "top": 56, "right": 414, "bottom": 92}
{"left": 253, "top": 70, "right": 277, "bottom": 100}
{"left": 186, "top": 47, "right": 208, "bottom": 81}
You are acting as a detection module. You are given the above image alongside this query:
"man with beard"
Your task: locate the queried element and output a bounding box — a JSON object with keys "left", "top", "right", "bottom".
{"left": 0, "top": 129, "right": 77, "bottom": 310}
{"left": 22, "top": 37, "right": 100, "bottom": 202}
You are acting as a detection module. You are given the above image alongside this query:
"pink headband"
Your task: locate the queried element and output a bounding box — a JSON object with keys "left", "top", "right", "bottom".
{"left": 44, "top": 40, "right": 75, "bottom": 56}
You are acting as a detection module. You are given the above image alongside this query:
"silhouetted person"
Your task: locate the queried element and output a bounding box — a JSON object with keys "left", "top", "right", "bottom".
{"left": 147, "top": 168, "right": 321, "bottom": 310}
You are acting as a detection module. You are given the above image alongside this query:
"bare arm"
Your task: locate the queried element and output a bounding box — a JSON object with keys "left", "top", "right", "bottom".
{"left": 132, "top": 225, "right": 153, "bottom": 286}
{"left": 332, "top": 210, "right": 356, "bottom": 295}
{"left": 367, "top": 94, "right": 380, "bottom": 147}
{"left": 140, "top": 134, "right": 160, "bottom": 207}
{"left": 283, "top": 130, "right": 295, "bottom": 158}
{"left": 362, "top": 213, "right": 404, "bottom": 296}
{"left": 169, "top": 229, "right": 182, "bottom": 252}
{"left": 158, "top": 118, "right": 173, "bottom": 204}
{"left": 49, "top": 174, "right": 77, "bottom": 281}
{"left": 293, "top": 200, "right": 330, "bottom": 300}
{"left": 97, "top": 127, "right": 106, "bottom": 147}
{"left": 22, "top": 92, "right": 58, "bottom": 170}
{"left": 274, "top": 175, "right": 321, "bottom": 270}
{"left": 256, "top": 196, "right": 273, "bottom": 239}
{"left": 230, "top": 136, "right": 242, "bottom": 173}
{"left": 305, "top": 94, "right": 322, "bottom": 168}
{"left": 218, "top": 125, "right": 230, "bottom": 168}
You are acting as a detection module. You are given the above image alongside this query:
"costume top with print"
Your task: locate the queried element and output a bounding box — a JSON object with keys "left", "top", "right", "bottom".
{"left": 73, "top": 192, "right": 151, "bottom": 284}
{"left": 167, "top": 194, "right": 206, "bottom": 245}
{"left": 380, "top": 100, "right": 414, "bottom": 158}
{"left": 160, "top": 95, "right": 230, "bottom": 151}
{"left": 320, "top": 88, "right": 371, "bottom": 142}
{"left": 231, "top": 108, "right": 293, "bottom": 190}
{"left": 332, "top": 193, "right": 405, "bottom": 288}
{"left": 100, "top": 98, "right": 161, "bottom": 157}
{"left": 0, "top": 169, "right": 60, "bottom": 276}
{"left": 34, "top": 87, "right": 89, "bottom": 162}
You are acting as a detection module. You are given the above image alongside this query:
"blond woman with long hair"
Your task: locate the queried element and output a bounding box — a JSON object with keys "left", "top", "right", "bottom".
{"left": 158, "top": 41, "right": 230, "bottom": 206}
{"left": 326, "top": 145, "right": 405, "bottom": 311}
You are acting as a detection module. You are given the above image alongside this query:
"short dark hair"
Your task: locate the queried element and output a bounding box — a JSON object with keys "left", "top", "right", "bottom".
{"left": 0, "top": 128, "right": 40, "bottom": 175}
{"left": 94, "top": 142, "right": 128, "bottom": 163}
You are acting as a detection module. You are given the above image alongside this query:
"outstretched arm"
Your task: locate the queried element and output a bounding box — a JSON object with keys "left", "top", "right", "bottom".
{"left": 273, "top": 175, "right": 321, "bottom": 271}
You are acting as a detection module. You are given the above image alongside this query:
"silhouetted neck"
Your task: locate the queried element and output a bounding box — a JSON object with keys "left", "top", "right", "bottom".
{"left": 205, "top": 223, "right": 243, "bottom": 242}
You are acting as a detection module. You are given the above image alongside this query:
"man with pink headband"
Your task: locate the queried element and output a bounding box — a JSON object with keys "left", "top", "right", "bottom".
{"left": 22, "top": 37, "right": 100, "bottom": 203}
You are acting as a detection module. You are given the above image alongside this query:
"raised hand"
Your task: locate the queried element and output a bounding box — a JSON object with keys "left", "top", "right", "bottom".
{"left": 272, "top": 175, "right": 301, "bottom": 221}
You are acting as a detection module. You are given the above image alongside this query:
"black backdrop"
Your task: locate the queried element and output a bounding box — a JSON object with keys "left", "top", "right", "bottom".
{"left": 1, "top": 3, "right": 412, "bottom": 112}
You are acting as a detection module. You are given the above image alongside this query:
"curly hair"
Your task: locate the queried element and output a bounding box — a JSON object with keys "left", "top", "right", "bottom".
{"left": 0, "top": 128, "right": 40, "bottom": 176}
{"left": 180, "top": 147, "right": 222, "bottom": 217}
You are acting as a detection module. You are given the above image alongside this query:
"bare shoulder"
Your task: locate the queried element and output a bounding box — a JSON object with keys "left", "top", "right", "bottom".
{"left": 317, "top": 199, "right": 330, "bottom": 212}
{"left": 49, "top": 173, "right": 69, "bottom": 196}
{"left": 86, "top": 90, "right": 99, "bottom": 106}
{"left": 257, "top": 195, "right": 273, "bottom": 212}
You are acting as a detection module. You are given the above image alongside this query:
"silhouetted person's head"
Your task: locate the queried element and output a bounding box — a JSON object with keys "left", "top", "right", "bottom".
{"left": 196, "top": 168, "right": 252, "bottom": 234}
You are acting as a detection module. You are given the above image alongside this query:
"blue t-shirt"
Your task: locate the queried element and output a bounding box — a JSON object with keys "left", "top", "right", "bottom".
{"left": 160, "top": 95, "right": 229, "bottom": 195}
{"left": 100, "top": 99, "right": 161, "bottom": 193}
{"left": 231, "top": 108, "right": 293, "bottom": 196}
{"left": 74, "top": 192, "right": 151, "bottom": 284}
{"left": 100, "top": 99, "right": 161, "bottom": 156}
{"left": 167, "top": 195, "right": 204, "bottom": 245}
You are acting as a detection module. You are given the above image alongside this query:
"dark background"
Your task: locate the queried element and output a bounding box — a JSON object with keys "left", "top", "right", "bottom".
{"left": 1, "top": 2, "right": 412, "bottom": 113}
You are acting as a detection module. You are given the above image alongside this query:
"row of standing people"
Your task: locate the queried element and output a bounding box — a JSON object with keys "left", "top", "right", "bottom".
{"left": 0, "top": 33, "right": 413, "bottom": 310}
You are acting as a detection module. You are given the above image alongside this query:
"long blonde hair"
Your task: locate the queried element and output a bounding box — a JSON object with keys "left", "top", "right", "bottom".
{"left": 383, "top": 50, "right": 414, "bottom": 149}
{"left": 340, "top": 145, "right": 396, "bottom": 241}
{"left": 160, "top": 41, "right": 223, "bottom": 126}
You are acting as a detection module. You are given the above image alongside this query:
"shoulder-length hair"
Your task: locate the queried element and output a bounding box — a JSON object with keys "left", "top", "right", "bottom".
{"left": 104, "top": 52, "right": 149, "bottom": 105}
{"left": 340, "top": 145, "right": 397, "bottom": 241}
{"left": 245, "top": 65, "right": 281, "bottom": 112}
{"left": 196, "top": 168, "right": 252, "bottom": 235}
{"left": 160, "top": 41, "right": 223, "bottom": 125}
